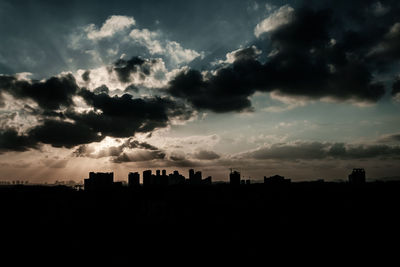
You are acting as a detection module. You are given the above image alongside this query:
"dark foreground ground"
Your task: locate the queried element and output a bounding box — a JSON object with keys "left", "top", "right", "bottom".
{"left": 1, "top": 182, "right": 400, "bottom": 265}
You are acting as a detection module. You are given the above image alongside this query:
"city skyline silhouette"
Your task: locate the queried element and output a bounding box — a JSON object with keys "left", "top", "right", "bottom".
{"left": 1, "top": 0, "right": 400, "bottom": 264}
{"left": 1, "top": 167, "right": 399, "bottom": 264}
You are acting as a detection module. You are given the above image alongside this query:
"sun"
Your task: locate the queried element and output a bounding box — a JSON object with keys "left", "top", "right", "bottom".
{"left": 93, "top": 136, "right": 123, "bottom": 153}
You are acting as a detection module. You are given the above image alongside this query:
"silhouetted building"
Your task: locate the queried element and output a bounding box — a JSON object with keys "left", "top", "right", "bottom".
{"left": 195, "top": 171, "right": 202, "bottom": 182}
{"left": 160, "top": 170, "right": 168, "bottom": 186}
{"left": 128, "top": 172, "right": 140, "bottom": 187}
{"left": 189, "top": 169, "right": 195, "bottom": 180}
{"left": 154, "top": 170, "right": 162, "bottom": 185}
{"left": 203, "top": 176, "right": 212, "bottom": 185}
{"left": 264, "top": 175, "right": 291, "bottom": 185}
{"left": 113, "top": 181, "right": 124, "bottom": 189}
{"left": 84, "top": 172, "right": 114, "bottom": 191}
{"left": 169, "top": 170, "right": 185, "bottom": 185}
{"left": 189, "top": 169, "right": 202, "bottom": 185}
{"left": 348, "top": 168, "right": 366, "bottom": 184}
{"left": 230, "top": 171, "right": 241, "bottom": 185}
{"left": 143, "top": 170, "right": 152, "bottom": 186}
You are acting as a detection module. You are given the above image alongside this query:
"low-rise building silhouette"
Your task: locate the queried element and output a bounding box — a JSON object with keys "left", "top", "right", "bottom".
{"left": 143, "top": 170, "right": 153, "bottom": 186}
{"left": 160, "top": 170, "right": 168, "bottom": 186}
{"left": 84, "top": 172, "right": 114, "bottom": 191}
{"left": 189, "top": 169, "right": 203, "bottom": 185}
{"left": 203, "top": 176, "right": 212, "bottom": 185}
{"left": 154, "top": 169, "right": 162, "bottom": 185}
{"left": 348, "top": 168, "right": 366, "bottom": 184}
{"left": 169, "top": 170, "right": 186, "bottom": 185}
{"left": 230, "top": 170, "right": 241, "bottom": 185}
{"left": 264, "top": 175, "right": 291, "bottom": 185}
{"left": 128, "top": 172, "right": 140, "bottom": 187}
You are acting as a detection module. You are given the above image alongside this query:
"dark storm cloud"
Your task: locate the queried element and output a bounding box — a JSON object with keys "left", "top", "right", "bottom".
{"left": 377, "top": 133, "right": 400, "bottom": 143}
{"left": 0, "top": 74, "right": 78, "bottom": 111}
{"left": 93, "top": 85, "right": 109, "bottom": 95}
{"left": 124, "top": 84, "right": 139, "bottom": 94}
{"left": 249, "top": 142, "right": 328, "bottom": 160}
{"left": 75, "top": 88, "right": 193, "bottom": 137}
{"left": 113, "top": 56, "right": 153, "bottom": 83}
{"left": 392, "top": 78, "right": 400, "bottom": 96}
{"left": 193, "top": 150, "right": 220, "bottom": 160}
{"left": 81, "top": 70, "right": 90, "bottom": 82}
{"left": 0, "top": 119, "right": 103, "bottom": 151}
{"left": 0, "top": 129, "right": 37, "bottom": 152}
{"left": 262, "top": 7, "right": 386, "bottom": 101}
{"left": 169, "top": 151, "right": 186, "bottom": 161}
{"left": 166, "top": 4, "right": 400, "bottom": 112}
{"left": 245, "top": 141, "right": 400, "bottom": 160}
{"left": 127, "top": 139, "right": 158, "bottom": 150}
{"left": 112, "top": 150, "right": 166, "bottom": 163}
{"left": 163, "top": 159, "right": 202, "bottom": 168}
{"left": 332, "top": 143, "right": 400, "bottom": 159}
{"left": 28, "top": 119, "right": 104, "bottom": 148}
{"left": 367, "top": 22, "right": 400, "bottom": 63}
{"left": 166, "top": 45, "right": 262, "bottom": 113}
{"left": 0, "top": 76, "right": 192, "bottom": 150}
{"left": 386, "top": 134, "right": 400, "bottom": 142}
{"left": 72, "top": 144, "right": 93, "bottom": 157}
{"left": 167, "top": 66, "right": 257, "bottom": 113}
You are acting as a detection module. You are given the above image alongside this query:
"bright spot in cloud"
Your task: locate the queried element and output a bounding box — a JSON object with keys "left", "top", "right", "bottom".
{"left": 86, "top": 15, "right": 136, "bottom": 40}
{"left": 254, "top": 5, "right": 294, "bottom": 38}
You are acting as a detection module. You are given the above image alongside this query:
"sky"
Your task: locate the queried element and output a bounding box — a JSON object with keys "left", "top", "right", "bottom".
{"left": 1, "top": 0, "right": 400, "bottom": 183}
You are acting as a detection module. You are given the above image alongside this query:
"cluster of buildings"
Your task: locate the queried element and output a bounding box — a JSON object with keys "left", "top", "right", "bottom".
{"left": 348, "top": 168, "right": 366, "bottom": 184}
{"left": 84, "top": 169, "right": 212, "bottom": 191}
{"left": 0, "top": 180, "right": 28, "bottom": 185}
{"left": 129, "top": 169, "right": 212, "bottom": 187}
{"left": 83, "top": 168, "right": 367, "bottom": 191}
{"left": 229, "top": 170, "right": 292, "bottom": 185}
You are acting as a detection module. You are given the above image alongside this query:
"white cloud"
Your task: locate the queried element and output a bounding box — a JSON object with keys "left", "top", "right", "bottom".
{"left": 86, "top": 15, "right": 135, "bottom": 40}
{"left": 70, "top": 16, "right": 201, "bottom": 69}
{"left": 165, "top": 41, "right": 202, "bottom": 65}
{"left": 129, "top": 28, "right": 164, "bottom": 54}
{"left": 368, "top": 22, "right": 400, "bottom": 57}
{"left": 248, "top": 134, "right": 288, "bottom": 145}
{"left": 387, "top": 22, "right": 400, "bottom": 38}
{"left": 393, "top": 93, "right": 400, "bottom": 103}
{"left": 150, "top": 134, "right": 220, "bottom": 153}
{"left": 254, "top": 5, "right": 294, "bottom": 38}
{"left": 0, "top": 92, "right": 41, "bottom": 132}
{"left": 263, "top": 91, "right": 311, "bottom": 112}
{"left": 15, "top": 72, "right": 33, "bottom": 80}
{"left": 212, "top": 46, "right": 261, "bottom": 66}
{"left": 129, "top": 28, "right": 202, "bottom": 66}
{"left": 319, "top": 96, "right": 376, "bottom": 107}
